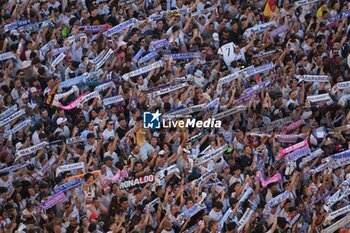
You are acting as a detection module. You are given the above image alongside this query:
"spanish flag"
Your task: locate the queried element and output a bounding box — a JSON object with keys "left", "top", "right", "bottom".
{"left": 262, "top": 0, "right": 278, "bottom": 21}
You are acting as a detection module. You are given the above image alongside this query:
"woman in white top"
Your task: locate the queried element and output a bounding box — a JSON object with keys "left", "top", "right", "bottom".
{"left": 102, "top": 119, "right": 116, "bottom": 142}
{"left": 83, "top": 173, "right": 101, "bottom": 205}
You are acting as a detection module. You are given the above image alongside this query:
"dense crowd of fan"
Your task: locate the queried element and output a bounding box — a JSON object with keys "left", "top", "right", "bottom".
{"left": 1, "top": 0, "right": 350, "bottom": 232}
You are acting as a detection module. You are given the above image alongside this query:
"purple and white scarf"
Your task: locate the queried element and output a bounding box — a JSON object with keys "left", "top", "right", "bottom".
{"left": 104, "top": 18, "right": 136, "bottom": 37}
{"left": 133, "top": 47, "right": 145, "bottom": 64}
{"left": 53, "top": 178, "right": 83, "bottom": 194}
{"left": 0, "top": 52, "right": 15, "bottom": 62}
{"left": 276, "top": 134, "right": 302, "bottom": 143}
{"left": 38, "top": 156, "right": 56, "bottom": 176}
{"left": 38, "top": 192, "right": 65, "bottom": 210}
{"left": 0, "top": 109, "right": 25, "bottom": 127}
{"left": 139, "top": 51, "right": 158, "bottom": 64}
{"left": 149, "top": 39, "right": 171, "bottom": 51}
{"left": 285, "top": 146, "right": 310, "bottom": 163}
{"left": 4, "top": 20, "right": 29, "bottom": 32}
{"left": 270, "top": 25, "right": 290, "bottom": 38}
{"left": 327, "top": 10, "right": 350, "bottom": 26}
{"left": 163, "top": 52, "right": 201, "bottom": 60}
{"left": 281, "top": 119, "right": 305, "bottom": 133}
{"left": 0, "top": 162, "right": 29, "bottom": 174}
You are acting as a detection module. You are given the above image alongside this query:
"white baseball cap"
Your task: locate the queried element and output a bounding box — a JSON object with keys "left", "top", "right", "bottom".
{"left": 21, "top": 93, "right": 28, "bottom": 99}
{"left": 212, "top": 32, "right": 219, "bottom": 42}
{"left": 57, "top": 117, "right": 67, "bottom": 125}
{"left": 30, "top": 87, "right": 37, "bottom": 93}
{"left": 118, "top": 41, "right": 127, "bottom": 47}
{"left": 10, "top": 29, "right": 20, "bottom": 36}
{"left": 194, "top": 70, "right": 203, "bottom": 77}
{"left": 16, "top": 142, "right": 23, "bottom": 150}
{"left": 22, "top": 60, "right": 31, "bottom": 69}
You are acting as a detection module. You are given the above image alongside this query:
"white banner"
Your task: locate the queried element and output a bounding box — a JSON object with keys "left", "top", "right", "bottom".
{"left": 195, "top": 170, "right": 216, "bottom": 187}
{"left": 191, "top": 4, "right": 218, "bottom": 17}
{"left": 239, "top": 187, "right": 254, "bottom": 204}
{"left": 103, "top": 95, "right": 124, "bottom": 106}
{"left": 175, "top": 75, "right": 194, "bottom": 83}
{"left": 95, "top": 81, "right": 115, "bottom": 92}
{"left": 294, "top": 0, "right": 319, "bottom": 8}
{"left": 212, "top": 106, "right": 246, "bottom": 120}
{"left": 146, "top": 197, "right": 160, "bottom": 210}
{"left": 90, "top": 50, "right": 106, "bottom": 64}
{"left": 40, "top": 39, "right": 57, "bottom": 55}
{"left": 195, "top": 145, "right": 228, "bottom": 165}
{"left": 218, "top": 208, "right": 233, "bottom": 231}
{"left": 148, "top": 82, "right": 188, "bottom": 98}
{"left": 155, "top": 164, "right": 180, "bottom": 180}
{"left": 300, "top": 148, "right": 324, "bottom": 167}
{"left": 337, "top": 81, "right": 350, "bottom": 90}
{"left": 66, "top": 33, "right": 88, "bottom": 44}
{"left": 307, "top": 93, "right": 332, "bottom": 103}
{"left": 164, "top": 104, "right": 205, "bottom": 117}
{"left": 95, "top": 49, "right": 114, "bottom": 70}
{"left": 333, "top": 159, "right": 350, "bottom": 169}
{"left": 263, "top": 191, "right": 291, "bottom": 215}
{"left": 178, "top": 193, "right": 207, "bottom": 224}
{"left": 288, "top": 214, "right": 300, "bottom": 227}
{"left": 218, "top": 66, "right": 254, "bottom": 85}
{"left": 56, "top": 162, "right": 85, "bottom": 176}
{"left": 268, "top": 191, "right": 290, "bottom": 208}
{"left": 296, "top": 75, "right": 329, "bottom": 82}
{"left": 0, "top": 105, "right": 17, "bottom": 120}
{"left": 122, "top": 60, "right": 164, "bottom": 81}
{"left": 0, "top": 109, "right": 25, "bottom": 127}
{"left": 332, "top": 81, "right": 350, "bottom": 94}
{"left": 16, "top": 141, "right": 48, "bottom": 160}
{"left": 244, "top": 62, "right": 275, "bottom": 78}
{"left": 103, "top": 18, "right": 136, "bottom": 37}
{"left": 238, "top": 208, "right": 255, "bottom": 232}
{"left": 326, "top": 205, "right": 350, "bottom": 222}
{"left": 66, "top": 135, "right": 85, "bottom": 145}
{"left": 79, "top": 91, "right": 100, "bottom": 106}
{"left": 321, "top": 214, "right": 350, "bottom": 233}
{"left": 54, "top": 86, "right": 79, "bottom": 100}
{"left": 245, "top": 22, "right": 275, "bottom": 37}
{"left": 50, "top": 53, "right": 66, "bottom": 72}
{"left": 324, "top": 188, "right": 350, "bottom": 212}
{"left": 334, "top": 124, "right": 350, "bottom": 133}
{"left": 5, "top": 119, "right": 31, "bottom": 135}
{"left": 0, "top": 52, "right": 15, "bottom": 61}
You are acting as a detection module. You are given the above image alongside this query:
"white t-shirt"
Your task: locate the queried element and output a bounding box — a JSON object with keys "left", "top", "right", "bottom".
{"left": 54, "top": 126, "right": 71, "bottom": 138}
{"left": 32, "top": 131, "right": 41, "bottom": 145}
{"left": 219, "top": 42, "right": 236, "bottom": 67}
{"left": 104, "top": 151, "right": 119, "bottom": 165}
{"left": 85, "top": 141, "right": 97, "bottom": 153}
{"left": 208, "top": 209, "right": 223, "bottom": 221}
{"left": 229, "top": 174, "right": 244, "bottom": 187}
{"left": 102, "top": 129, "right": 115, "bottom": 142}
{"left": 137, "top": 78, "right": 149, "bottom": 91}
{"left": 0, "top": 176, "right": 14, "bottom": 196}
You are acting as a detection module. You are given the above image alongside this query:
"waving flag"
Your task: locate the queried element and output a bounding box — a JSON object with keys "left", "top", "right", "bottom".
{"left": 262, "top": 0, "right": 279, "bottom": 21}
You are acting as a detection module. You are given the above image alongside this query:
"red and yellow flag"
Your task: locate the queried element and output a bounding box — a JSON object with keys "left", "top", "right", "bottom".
{"left": 262, "top": 0, "right": 279, "bottom": 21}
